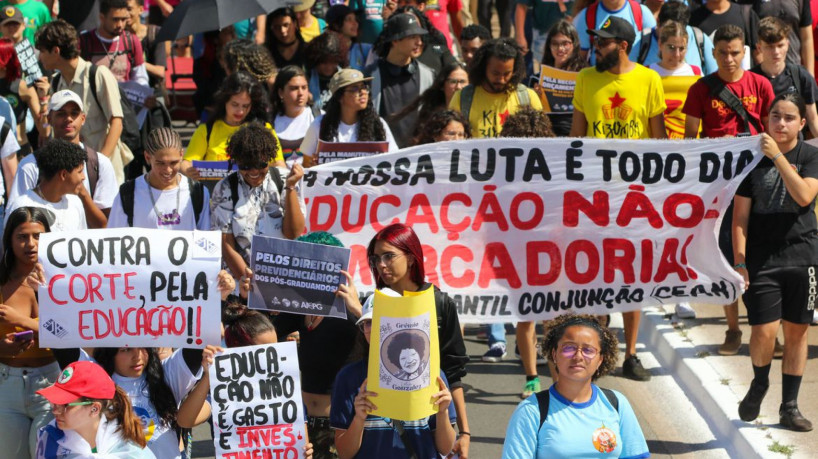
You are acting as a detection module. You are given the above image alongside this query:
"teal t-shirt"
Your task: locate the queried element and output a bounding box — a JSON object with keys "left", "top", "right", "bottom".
{"left": 0, "top": 0, "right": 51, "bottom": 45}
{"left": 349, "top": 0, "right": 385, "bottom": 44}
{"left": 516, "top": 0, "right": 574, "bottom": 33}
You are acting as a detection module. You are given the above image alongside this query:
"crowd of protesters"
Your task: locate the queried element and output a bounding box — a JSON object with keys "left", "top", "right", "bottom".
{"left": 0, "top": 0, "right": 817, "bottom": 458}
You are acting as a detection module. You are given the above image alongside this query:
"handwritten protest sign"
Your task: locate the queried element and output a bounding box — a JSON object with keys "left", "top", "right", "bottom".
{"left": 316, "top": 140, "right": 389, "bottom": 165}
{"left": 249, "top": 236, "right": 350, "bottom": 318}
{"left": 38, "top": 228, "right": 222, "bottom": 348}
{"left": 192, "top": 160, "right": 235, "bottom": 192}
{"left": 661, "top": 76, "right": 700, "bottom": 139}
{"left": 14, "top": 39, "right": 42, "bottom": 85}
{"left": 302, "top": 137, "right": 764, "bottom": 323}
{"left": 368, "top": 288, "right": 440, "bottom": 421}
{"left": 210, "top": 342, "right": 307, "bottom": 459}
{"left": 538, "top": 66, "right": 578, "bottom": 114}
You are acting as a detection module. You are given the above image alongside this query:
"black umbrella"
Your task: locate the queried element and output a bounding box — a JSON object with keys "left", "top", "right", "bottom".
{"left": 156, "top": 0, "right": 295, "bottom": 42}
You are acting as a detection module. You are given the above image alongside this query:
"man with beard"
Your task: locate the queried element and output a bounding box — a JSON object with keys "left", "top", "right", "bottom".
{"left": 78, "top": 0, "right": 148, "bottom": 86}
{"left": 449, "top": 37, "right": 541, "bottom": 138}
{"left": 570, "top": 16, "right": 665, "bottom": 383}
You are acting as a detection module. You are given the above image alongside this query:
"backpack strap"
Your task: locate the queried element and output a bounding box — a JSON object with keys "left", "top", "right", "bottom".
{"left": 123, "top": 31, "right": 136, "bottom": 68}
{"left": 187, "top": 177, "right": 204, "bottom": 225}
{"left": 628, "top": 0, "right": 642, "bottom": 30}
{"left": 637, "top": 30, "right": 652, "bottom": 64}
{"left": 0, "top": 121, "right": 10, "bottom": 202}
{"left": 84, "top": 145, "right": 99, "bottom": 198}
{"left": 228, "top": 170, "right": 240, "bottom": 209}
{"left": 269, "top": 167, "right": 284, "bottom": 195}
{"left": 537, "top": 387, "right": 620, "bottom": 430}
{"left": 87, "top": 64, "right": 105, "bottom": 116}
{"left": 785, "top": 63, "right": 804, "bottom": 96}
{"left": 702, "top": 74, "right": 761, "bottom": 134}
{"left": 516, "top": 84, "right": 530, "bottom": 107}
{"left": 459, "top": 85, "right": 476, "bottom": 120}
{"left": 119, "top": 179, "right": 137, "bottom": 227}
{"left": 586, "top": 1, "right": 598, "bottom": 32}
{"left": 586, "top": 1, "right": 642, "bottom": 48}
{"left": 692, "top": 26, "right": 705, "bottom": 71}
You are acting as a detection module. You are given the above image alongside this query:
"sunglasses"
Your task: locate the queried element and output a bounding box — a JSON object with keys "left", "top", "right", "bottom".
{"left": 238, "top": 162, "right": 269, "bottom": 171}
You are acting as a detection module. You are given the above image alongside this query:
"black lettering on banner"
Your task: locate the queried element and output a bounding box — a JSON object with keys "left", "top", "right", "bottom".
{"left": 168, "top": 237, "right": 189, "bottom": 266}
{"left": 566, "top": 141, "right": 584, "bottom": 181}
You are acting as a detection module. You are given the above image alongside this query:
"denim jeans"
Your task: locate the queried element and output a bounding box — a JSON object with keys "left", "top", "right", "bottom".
{"left": 0, "top": 361, "right": 60, "bottom": 459}
{"left": 488, "top": 323, "right": 506, "bottom": 346}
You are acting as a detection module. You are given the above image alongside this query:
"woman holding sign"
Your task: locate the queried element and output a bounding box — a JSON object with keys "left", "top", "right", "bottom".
{"left": 35, "top": 361, "right": 155, "bottom": 458}
{"left": 0, "top": 207, "right": 60, "bottom": 458}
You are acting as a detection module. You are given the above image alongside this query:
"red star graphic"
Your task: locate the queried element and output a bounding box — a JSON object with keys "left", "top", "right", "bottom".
{"left": 499, "top": 109, "right": 510, "bottom": 124}
{"left": 609, "top": 92, "right": 626, "bottom": 109}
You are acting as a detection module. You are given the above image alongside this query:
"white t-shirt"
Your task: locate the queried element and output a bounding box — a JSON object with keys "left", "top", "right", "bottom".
{"left": 648, "top": 62, "right": 701, "bottom": 77}
{"left": 108, "top": 174, "right": 211, "bottom": 230}
{"left": 274, "top": 109, "right": 314, "bottom": 142}
{"left": 10, "top": 145, "right": 118, "bottom": 210}
{"left": 299, "top": 114, "right": 399, "bottom": 159}
{"left": 0, "top": 114, "right": 21, "bottom": 207}
{"left": 5, "top": 189, "right": 87, "bottom": 231}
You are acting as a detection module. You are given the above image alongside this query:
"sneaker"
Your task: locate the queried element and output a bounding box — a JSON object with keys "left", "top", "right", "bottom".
{"left": 521, "top": 378, "right": 541, "bottom": 399}
{"left": 773, "top": 337, "right": 784, "bottom": 359}
{"left": 780, "top": 401, "right": 814, "bottom": 432}
{"left": 482, "top": 343, "right": 507, "bottom": 362}
{"left": 675, "top": 302, "right": 696, "bottom": 319}
{"left": 738, "top": 380, "right": 769, "bottom": 422}
{"left": 622, "top": 355, "right": 651, "bottom": 381}
{"left": 718, "top": 329, "right": 742, "bottom": 355}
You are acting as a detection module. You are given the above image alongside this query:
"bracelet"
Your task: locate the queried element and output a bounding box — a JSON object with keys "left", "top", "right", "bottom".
{"left": 285, "top": 185, "right": 296, "bottom": 191}
{"left": 734, "top": 263, "right": 747, "bottom": 270}
{"left": 772, "top": 152, "right": 783, "bottom": 162}
{"left": 459, "top": 432, "right": 470, "bottom": 436}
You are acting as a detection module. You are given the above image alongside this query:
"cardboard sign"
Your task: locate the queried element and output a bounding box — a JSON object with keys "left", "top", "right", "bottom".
{"left": 38, "top": 228, "right": 222, "bottom": 348}
{"left": 249, "top": 236, "right": 350, "bottom": 318}
{"left": 368, "top": 287, "right": 440, "bottom": 421}
{"left": 192, "top": 160, "right": 236, "bottom": 192}
{"left": 302, "top": 136, "right": 764, "bottom": 323}
{"left": 316, "top": 140, "right": 389, "bottom": 165}
{"left": 210, "top": 342, "right": 307, "bottom": 459}
{"left": 14, "top": 39, "right": 42, "bottom": 85}
{"left": 538, "top": 65, "right": 578, "bottom": 114}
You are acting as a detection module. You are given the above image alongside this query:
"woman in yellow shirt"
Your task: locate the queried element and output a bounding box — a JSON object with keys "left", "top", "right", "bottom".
{"left": 182, "top": 72, "right": 285, "bottom": 178}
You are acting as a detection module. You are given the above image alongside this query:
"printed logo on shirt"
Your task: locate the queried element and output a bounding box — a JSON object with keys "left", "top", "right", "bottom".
{"left": 710, "top": 95, "right": 758, "bottom": 118}
{"left": 592, "top": 424, "right": 617, "bottom": 453}
{"left": 133, "top": 405, "right": 157, "bottom": 442}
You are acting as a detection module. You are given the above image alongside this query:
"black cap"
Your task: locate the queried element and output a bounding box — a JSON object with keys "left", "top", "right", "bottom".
{"left": 326, "top": 5, "right": 353, "bottom": 29}
{"left": 382, "top": 13, "right": 428, "bottom": 42}
{"left": 588, "top": 17, "right": 636, "bottom": 47}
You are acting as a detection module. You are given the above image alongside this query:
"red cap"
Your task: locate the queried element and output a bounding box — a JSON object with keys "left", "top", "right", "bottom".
{"left": 37, "top": 361, "right": 115, "bottom": 405}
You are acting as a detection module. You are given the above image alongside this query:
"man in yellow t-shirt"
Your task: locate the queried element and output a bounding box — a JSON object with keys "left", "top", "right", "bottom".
{"left": 449, "top": 37, "right": 542, "bottom": 138}
{"left": 570, "top": 17, "right": 667, "bottom": 140}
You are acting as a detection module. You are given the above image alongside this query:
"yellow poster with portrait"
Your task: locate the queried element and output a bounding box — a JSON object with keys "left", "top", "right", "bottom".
{"left": 367, "top": 287, "right": 440, "bottom": 421}
{"left": 661, "top": 75, "right": 701, "bottom": 139}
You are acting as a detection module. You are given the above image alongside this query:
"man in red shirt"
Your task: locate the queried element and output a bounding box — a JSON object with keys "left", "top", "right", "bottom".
{"left": 78, "top": 0, "right": 148, "bottom": 86}
{"left": 683, "top": 24, "right": 775, "bottom": 355}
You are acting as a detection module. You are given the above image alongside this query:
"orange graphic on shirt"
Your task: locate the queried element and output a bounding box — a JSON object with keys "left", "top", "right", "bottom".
{"left": 592, "top": 424, "right": 617, "bottom": 453}
{"left": 602, "top": 92, "right": 633, "bottom": 121}
{"left": 711, "top": 94, "right": 759, "bottom": 117}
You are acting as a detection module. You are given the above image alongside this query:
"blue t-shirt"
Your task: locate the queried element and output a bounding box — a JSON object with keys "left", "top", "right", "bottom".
{"left": 330, "top": 360, "right": 457, "bottom": 458}
{"left": 350, "top": 0, "right": 386, "bottom": 44}
{"left": 641, "top": 26, "right": 716, "bottom": 75}
{"left": 502, "top": 385, "right": 650, "bottom": 459}
{"left": 573, "top": 2, "right": 656, "bottom": 64}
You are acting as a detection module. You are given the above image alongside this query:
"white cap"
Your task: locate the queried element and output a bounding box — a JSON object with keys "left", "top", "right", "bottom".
{"left": 48, "top": 89, "right": 84, "bottom": 112}
{"left": 357, "top": 287, "right": 401, "bottom": 325}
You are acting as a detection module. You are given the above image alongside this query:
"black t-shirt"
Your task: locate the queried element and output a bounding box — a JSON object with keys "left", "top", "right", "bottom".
{"left": 751, "top": 0, "right": 812, "bottom": 66}
{"left": 376, "top": 59, "right": 421, "bottom": 149}
{"left": 736, "top": 141, "right": 818, "bottom": 271}
{"left": 750, "top": 63, "right": 817, "bottom": 102}
{"left": 690, "top": 3, "right": 760, "bottom": 51}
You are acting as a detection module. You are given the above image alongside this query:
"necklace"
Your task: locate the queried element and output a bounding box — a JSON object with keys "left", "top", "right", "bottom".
{"left": 33, "top": 186, "right": 45, "bottom": 200}
{"left": 145, "top": 175, "right": 182, "bottom": 226}
{"left": 96, "top": 31, "right": 121, "bottom": 64}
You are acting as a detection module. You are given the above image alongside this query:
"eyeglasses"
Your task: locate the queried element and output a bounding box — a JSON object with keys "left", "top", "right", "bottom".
{"left": 664, "top": 43, "right": 686, "bottom": 53}
{"left": 558, "top": 343, "right": 599, "bottom": 359}
{"left": 446, "top": 78, "right": 468, "bottom": 86}
{"left": 344, "top": 84, "right": 370, "bottom": 95}
{"left": 368, "top": 252, "right": 403, "bottom": 266}
{"left": 358, "top": 320, "right": 372, "bottom": 333}
{"left": 550, "top": 40, "right": 574, "bottom": 50}
{"left": 52, "top": 401, "right": 95, "bottom": 414}
{"left": 238, "top": 162, "right": 269, "bottom": 171}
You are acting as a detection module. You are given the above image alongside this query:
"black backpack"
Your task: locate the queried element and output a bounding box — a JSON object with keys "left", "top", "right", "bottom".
{"left": 536, "top": 387, "right": 620, "bottom": 429}
{"left": 226, "top": 169, "right": 284, "bottom": 209}
{"left": 0, "top": 121, "right": 12, "bottom": 207}
{"left": 53, "top": 65, "right": 143, "bottom": 155}
{"left": 118, "top": 176, "right": 205, "bottom": 227}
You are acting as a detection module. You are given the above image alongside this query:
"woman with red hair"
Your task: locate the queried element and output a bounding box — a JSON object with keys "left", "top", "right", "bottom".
{"left": 0, "top": 38, "right": 45, "bottom": 156}
{"left": 362, "top": 223, "right": 472, "bottom": 458}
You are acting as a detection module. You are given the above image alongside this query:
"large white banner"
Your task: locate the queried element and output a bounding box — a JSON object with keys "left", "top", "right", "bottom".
{"left": 38, "top": 228, "right": 222, "bottom": 347}
{"left": 302, "top": 137, "right": 763, "bottom": 323}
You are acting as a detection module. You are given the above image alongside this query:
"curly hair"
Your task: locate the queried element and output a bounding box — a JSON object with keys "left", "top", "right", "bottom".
{"left": 320, "top": 89, "right": 386, "bottom": 142}
{"left": 304, "top": 30, "right": 348, "bottom": 70}
{"left": 226, "top": 121, "right": 280, "bottom": 167}
{"left": 222, "top": 39, "right": 277, "bottom": 82}
{"left": 93, "top": 347, "right": 178, "bottom": 427}
{"left": 213, "top": 71, "right": 271, "bottom": 125}
{"left": 0, "top": 207, "right": 52, "bottom": 285}
{"left": 543, "top": 19, "right": 586, "bottom": 72}
{"left": 542, "top": 314, "right": 618, "bottom": 381}
{"left": 34, "top": 139, "right": 87, "bottom": 181}
{"left": 386, "top": 332, "right": 428, "bottom": 369}
{"left": 460, "top": 24, "right": 491, "bottom": 42}
{"left": 414, "top": 109, "right": 470, "bottom": 145}
{"left": 391, "top": 61, "right": 467, "bottom": 124}
{"left": 271, "top": 65, "right": 309, "bottom": 116}
{"left": 499, "top": 106, "right": 554, "bottom": 138}
{"left": 222, "top": 297, "right": 277, "bottom": 347}
{"left": 469, "top": 38, "right": 525, "bottom": 92}
{"left": 34, "top": 19, "right": 80, "bottom": 59}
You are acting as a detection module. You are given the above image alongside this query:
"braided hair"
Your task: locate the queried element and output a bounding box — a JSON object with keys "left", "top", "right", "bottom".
{"left": 144, "top": 127, "right": 182, "bottom": 154}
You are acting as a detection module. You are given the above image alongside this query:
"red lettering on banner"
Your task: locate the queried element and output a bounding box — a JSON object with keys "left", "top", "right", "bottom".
{"left": 440, "top": 193, "right": 472, "bottom": 240}
{"left": 509, "top": 192, "right": 544, "bottom": 230}
{"left": 603, "top": 239, "right": 635, "bottom": 283}
{"left": 640, "top": 240, "right": 653, "bottom": 283}
{"left": 617, "top": 185, "right": 663, "bottom": 228}
{"left": 564, "top": 240, "right": 599, "bottom": 284}
{"left": 236, "top": 424, "right": 296, "bottom": 449}
{"left": 348, "top": 245, "right": 373, "bottom": 286}
{"left": 422, "top": 244, "right": 440, "bottom": 285}
{"left": 440, "top": 245, "right": 475, "bottom": 288}
{"left": 341, "top": 195, "right": 367, "bottom": 233}
{"left": 477, "top": 242, "right": 521, "bottom": 288}
{"left": 309, "top": 195, "right": 337, "bottom": 231}
{"left": 406, "top": 194, "right": 439, "bottom": 233}
{"left": 526, "top": 241, "right": 561, "bottom": 285}
{"left": 663, "top": 193, "right": 705, "bottom": 228}
{"left": 654, "top": 237, "right": 690, "bottom": 282}
{"left": 48, "top": 274, "right": 67, "bottom": 305}
{"left": 563, "top": 191, "right": 609, "bottom": 227}
{"left": 472, "top": 186, "right": 509, "bottom": 231}
{"left": 369, "top": 195, "right": 401, "bottom": 232}
{"left": 78, "top": 305, "right": 189, "bottom": 340}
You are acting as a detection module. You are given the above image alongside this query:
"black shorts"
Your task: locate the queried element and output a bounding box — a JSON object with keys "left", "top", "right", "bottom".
{"left": 743, "top": 266, "right": 818, "bottom": 325}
